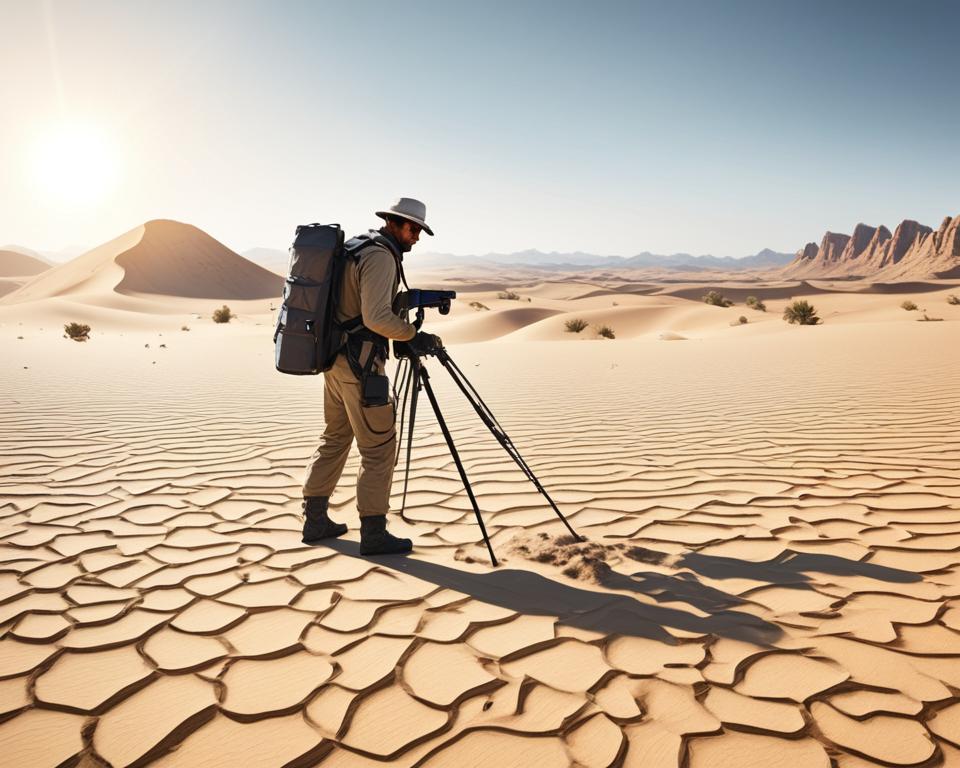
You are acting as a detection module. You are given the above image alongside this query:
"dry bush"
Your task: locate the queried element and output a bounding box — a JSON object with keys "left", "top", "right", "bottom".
{"left": 737, "top": 315, "right": 748, "bottom": 324}
{"left": 469, "top": 301, "right": 489, "bottom": 311}
{"left": 565, "top": 318, "right": 588, "bottom": 333}
{"left": 745, "top": 296, "right": 766, "bottom": 311}
{"left": 783, "top": 300, "right": 821, "bottom": 325}
{"left": 918, "top": 313, "right": 944, "bottom": 322}
{"left": 702, "top": 290, "right": 733, "bottom": 307}
{"left": 63, "top": 322, "right": 91, "bottom": 342}
{"left": 181, "top": 325, "right": 190, "bottom": 331}
{"left": 947, "top": 294, "right": 959, "bottom": 305}
{"left": 497, "top": 290, "right": 520, "bottom": 300}
{"left": 596, "top": 324, "right": 615, "bottom": 339}
{"left": 901, "top": 300, "right": 918, "bottom": 311}
{"left": 212, "top": 305, "right": 233, "bottom": 323}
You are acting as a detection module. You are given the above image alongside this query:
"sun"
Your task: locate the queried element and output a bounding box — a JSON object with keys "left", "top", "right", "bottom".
{"left": 29, "top": 122, "right": 120, "bottom": 206}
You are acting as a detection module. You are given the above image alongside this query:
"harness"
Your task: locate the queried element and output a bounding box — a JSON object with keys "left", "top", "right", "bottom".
{"left": 338, "top": 232, "right": 410, "bottom": 382}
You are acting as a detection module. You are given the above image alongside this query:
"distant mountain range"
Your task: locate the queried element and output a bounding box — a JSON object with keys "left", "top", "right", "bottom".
{"left": 243, "top": 246, "right": 795, "bottom": 274}
{"left": 783, "top": 212, "right": 960, "bottom": 280}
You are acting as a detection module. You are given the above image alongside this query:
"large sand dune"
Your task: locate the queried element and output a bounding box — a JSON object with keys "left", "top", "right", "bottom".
{"left": 2, "top": 270, "right": 960, "bottom": 767}
{"left": 2, "top": 220, "right": 282, "bottom": 306}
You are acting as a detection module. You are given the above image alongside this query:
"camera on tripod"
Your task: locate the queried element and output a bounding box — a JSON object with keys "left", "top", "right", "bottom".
{"left": 395, "top": 289, "right": 457, "bottom": 323}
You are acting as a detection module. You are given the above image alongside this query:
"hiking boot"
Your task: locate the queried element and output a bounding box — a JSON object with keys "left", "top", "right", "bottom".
{"left": 301, "top": 496, "right": 347, "bottom": 543}
{"left": 359, "top": 515, "right": 412, "bottom": 555}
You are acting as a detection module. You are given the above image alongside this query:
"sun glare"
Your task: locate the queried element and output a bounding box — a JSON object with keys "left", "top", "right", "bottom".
{"left": 29, "top": 123, "right": 120, "bottom": 206}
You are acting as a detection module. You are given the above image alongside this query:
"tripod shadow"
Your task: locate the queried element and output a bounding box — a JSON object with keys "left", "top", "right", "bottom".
{"left": 321, "top": 539, "right": 782, "bottom": 645}
{"left": 319, "top": 540, "right": 922, "bottom": 646}
{"left": 675, "top": 550, "right": 920, "bottom": 585}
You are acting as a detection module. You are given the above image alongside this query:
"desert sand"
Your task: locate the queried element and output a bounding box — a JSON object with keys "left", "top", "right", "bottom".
{"left": 2, "top": 231, "right": 960, "bottom": 767}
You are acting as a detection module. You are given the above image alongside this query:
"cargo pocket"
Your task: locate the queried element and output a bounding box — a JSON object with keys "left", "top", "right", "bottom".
{"left": 361, "top": 401, "right": 396, "bottom": 436}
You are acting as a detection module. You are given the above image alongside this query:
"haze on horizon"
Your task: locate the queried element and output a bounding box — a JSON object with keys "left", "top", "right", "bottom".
{"left": 1, "top": 0, "right": 958, "bottom": 259}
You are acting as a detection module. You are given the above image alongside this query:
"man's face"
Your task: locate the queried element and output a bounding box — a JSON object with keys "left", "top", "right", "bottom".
{"left": 391, "top": 220, "right": 421, "bottom": 251}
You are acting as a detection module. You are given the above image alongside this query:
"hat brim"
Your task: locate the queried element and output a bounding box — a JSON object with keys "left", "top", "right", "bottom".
{"left": 375, "top": 210, "right": 434, "bottom": 236}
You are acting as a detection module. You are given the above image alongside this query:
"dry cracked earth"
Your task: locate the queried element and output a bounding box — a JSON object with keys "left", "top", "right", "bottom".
{"left": 1, "top": 334, "right": 960, "bottom": 767}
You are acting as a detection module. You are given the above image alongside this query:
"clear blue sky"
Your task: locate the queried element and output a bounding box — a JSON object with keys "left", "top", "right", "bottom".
{"left": 1, "top": 0, "right": 958, "bottom": 257}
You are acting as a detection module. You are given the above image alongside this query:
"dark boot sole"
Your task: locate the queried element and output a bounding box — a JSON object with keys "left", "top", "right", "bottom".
{"left": 302, "top": 525, "right": 348, "bottom": 544}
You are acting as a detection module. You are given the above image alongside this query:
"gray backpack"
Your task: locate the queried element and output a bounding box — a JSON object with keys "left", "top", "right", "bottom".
{"left": 273, "top": 223, "right": 399, "bottom": 375}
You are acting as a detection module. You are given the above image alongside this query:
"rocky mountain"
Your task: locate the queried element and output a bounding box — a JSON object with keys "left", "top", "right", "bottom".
{"left": 781, "top": 213, "right": 959, "bottom": 281}
{"left": 878, "top": 214, "right": 960, "bottom": 281}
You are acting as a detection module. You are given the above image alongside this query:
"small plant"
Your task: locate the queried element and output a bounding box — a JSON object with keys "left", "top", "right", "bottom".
{"left": 918, "top": 313, "right": 943, "bottom": 322}
{"left": 702, "top": 290, "right": 733, "bottom": 307}
{"left": 737, "top": 315, "right": 748, "bottom": 324}
{"left": 497, "top": 290, "right": 521, "bottom": 300}
{"left": 745, "top": 296, "right": 766, "bottom": 312}
{"left": 212, "top": 305, "right": 233, "bottom": 323}
{"left": 469, "top": 301, "right": 489, "bottom": 311}
{"left": 63, "top": 322, "right": 91, "bottom": 342}
{"left": 596, "top": 325, "right": 615, "bottom": 339}
{"left": 565, "top": 318, "right": 589, "bottom": 333}
{"left": 783, "top": 300, "right": 821, "bottom": 325}
{"left": 901, "top": 300, "right": 918, "bottom": 311}
{"left": 947, "top": 294, "right": 959, "bottom": 305}
{"left": 181, "top": 325, "right": 190, "bottom": 331}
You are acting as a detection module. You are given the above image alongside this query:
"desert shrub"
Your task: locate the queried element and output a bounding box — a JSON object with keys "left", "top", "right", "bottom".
{"left": 469, "top": 301, "right": 489, "bottom": 311}
{"left": 212, "top": 305, "right": 233, "bottom": 323}
{"left": 745, "top": 296, "right": 767, "bottom": 311}
{"left": 737, "top": 315, "right": 748, "bottom": 324}
{"left": 63, "top": 322, "right": 90, "bottom": 342}
{"left": 702, "top": 290, "right": 733, "bottom": 307}
{"left": 783, "top": 299, "right": 821, "bottom": 325}
{"left": 181, "top": 325, "right": 190, "bottom": 331}
{"left": 901, "top": 300, "right": 918, "bottom": 311}
{"left": 497, "top": 290, "right": 520, "bottom": 300}
{"left": 565, "top": 318, "right": 589, "bottom": 333}
{"left": 947, "top": 294, "right": 959, "bottom": 305}
{"left": 596, "top": 325, "right": 616, "bottom": 339}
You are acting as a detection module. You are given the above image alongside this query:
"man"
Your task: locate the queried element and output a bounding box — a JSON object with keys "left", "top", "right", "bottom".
{"left": 300, "top": 198, "right": 442, "bottom": 555}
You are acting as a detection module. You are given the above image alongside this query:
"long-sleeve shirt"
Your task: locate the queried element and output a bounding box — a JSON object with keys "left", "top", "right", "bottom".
{"left": 336, "top": 242, "right": 416, "bottom": 342}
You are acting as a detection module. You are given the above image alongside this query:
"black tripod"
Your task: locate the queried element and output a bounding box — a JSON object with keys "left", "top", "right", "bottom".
{"left": 392, "top": 345, "right": 580, "bottom": 566}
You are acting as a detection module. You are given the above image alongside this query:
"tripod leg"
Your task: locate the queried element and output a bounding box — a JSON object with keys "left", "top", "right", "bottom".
{"left": 418, "top": 364, "right": 499, "bottom": 567}
{"left": 393, "top": 358, "right": 411, "bottom": 466}
{"left": 434, "top": 349, "right": 581, "bottom": 541}
{"left": 399, "top": 358, "right": 420, "bottom": 519}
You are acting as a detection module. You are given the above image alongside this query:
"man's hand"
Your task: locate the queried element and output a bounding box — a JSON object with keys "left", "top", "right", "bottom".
{"left": 395, "top": 331, "right": 443, "bottom": 358}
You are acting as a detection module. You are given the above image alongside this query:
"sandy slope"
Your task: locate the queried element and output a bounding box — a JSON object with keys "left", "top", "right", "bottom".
{"left": 2, "top": 220, "right": 281, "bottom": 306}
{"left": 2, "top": 275, "right": 960, "bottom": 767}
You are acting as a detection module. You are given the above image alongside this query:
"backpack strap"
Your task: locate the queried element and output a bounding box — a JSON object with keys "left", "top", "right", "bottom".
{"left": 337, "top": 231, "right": 408, "bottom": 378}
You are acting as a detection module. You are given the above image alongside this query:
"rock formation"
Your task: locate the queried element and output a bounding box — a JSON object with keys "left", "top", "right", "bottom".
{"left": 781, "top": 213, "right": 958, "bottom": 281}
{"left": 877, "top": 214, "right": 960, "bottom": 281}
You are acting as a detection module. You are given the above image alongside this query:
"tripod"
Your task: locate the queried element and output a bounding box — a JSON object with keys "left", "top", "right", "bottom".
{"left": 392, "top": 345, "right": 580, "bottom": 566}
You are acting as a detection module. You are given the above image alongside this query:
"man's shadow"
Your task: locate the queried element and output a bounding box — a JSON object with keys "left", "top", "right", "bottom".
{"left": 319, "top": 539, "right": 918, "bottom": 646}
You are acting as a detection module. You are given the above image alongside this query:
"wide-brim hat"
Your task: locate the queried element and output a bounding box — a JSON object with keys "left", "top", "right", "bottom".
{"left": 375, "top": 197, "right": 434, "bottom": 236}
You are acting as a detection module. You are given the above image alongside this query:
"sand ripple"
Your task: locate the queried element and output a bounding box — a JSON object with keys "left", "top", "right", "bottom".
{"left": 1, "top": 328, "right": 959, "bottom": 766}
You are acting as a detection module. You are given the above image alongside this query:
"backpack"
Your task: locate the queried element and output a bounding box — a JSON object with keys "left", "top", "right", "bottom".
{"left": 273, "top": 223, "right": 404, "bottom": 375}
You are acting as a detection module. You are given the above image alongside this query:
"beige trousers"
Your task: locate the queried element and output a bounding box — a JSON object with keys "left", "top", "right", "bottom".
{"left": 302, "top": 354, "right": 397, "bottom": 517}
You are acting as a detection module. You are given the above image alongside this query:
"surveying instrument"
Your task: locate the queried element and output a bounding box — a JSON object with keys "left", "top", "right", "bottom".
{"left": 392, "top": 290, "right": 581, "bottom": 566}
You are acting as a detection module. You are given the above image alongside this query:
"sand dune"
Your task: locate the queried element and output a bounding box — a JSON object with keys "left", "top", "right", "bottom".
{"left": 2, "top": 269, "right": 960, "bottom": 767}
{"left": 2, "top": 220, "right": 281, "bottom": 306}
{"left": 0, "top": 249, "right": 50, "bottom": 278}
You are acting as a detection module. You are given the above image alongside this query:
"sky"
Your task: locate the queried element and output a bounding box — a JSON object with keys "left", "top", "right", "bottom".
{"left": 1, "top": 0, "right": 958, "bottom": 258}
